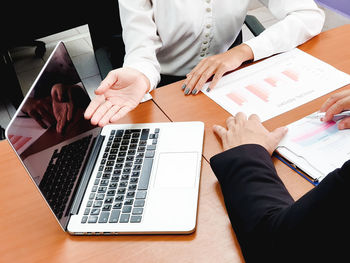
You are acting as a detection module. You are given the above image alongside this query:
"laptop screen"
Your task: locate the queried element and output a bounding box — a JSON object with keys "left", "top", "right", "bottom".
{"left": 6, "top": 42, "right": 97, "bottom": 227}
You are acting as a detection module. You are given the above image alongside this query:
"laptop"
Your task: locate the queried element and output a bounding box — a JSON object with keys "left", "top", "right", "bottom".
{"left": 5, "top": 41, "right": 204, "bottom": 235}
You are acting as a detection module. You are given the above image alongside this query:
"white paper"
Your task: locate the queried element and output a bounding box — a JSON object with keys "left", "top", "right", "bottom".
{"left": 277, "top": 116, "right": 350, "bottom": 181}
{"left": 202, "top": 49, "right": 350, "bottom": 121}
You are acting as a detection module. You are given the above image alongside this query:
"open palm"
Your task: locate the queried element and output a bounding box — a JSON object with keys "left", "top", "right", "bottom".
{"left": 84, "top": 68, "right": 150, "bottom": 126}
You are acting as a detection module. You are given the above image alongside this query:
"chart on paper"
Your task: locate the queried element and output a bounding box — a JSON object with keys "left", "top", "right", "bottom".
{"left": 278, "top": 117, "right": 350, "bottom": 181}
{"left": 202, "top": 49, "right": 350, "bottom": 121}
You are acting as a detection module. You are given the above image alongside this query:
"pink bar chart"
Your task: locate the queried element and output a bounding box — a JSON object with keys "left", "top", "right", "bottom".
{"left": 226, "top": 92, "right": 246, "bottom": 106}
{"left": 282, "top": 69, "right": 299, "bottom": 82}
{"left": 292, "top": 121, "right": 338, "bottom": 146}
{"left": 245, "top": 84, "right": 269, "bottom": 102}
{"left": 264, "top": 76, "right": 278, "bottom": 87}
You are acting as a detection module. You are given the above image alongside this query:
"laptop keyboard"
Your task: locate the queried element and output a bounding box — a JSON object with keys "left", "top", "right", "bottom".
{"left": 39, "top": 135, "right": 93, "bottom": 219}
{"left": 81, "top": 128, "right": 159, "bottom": 224}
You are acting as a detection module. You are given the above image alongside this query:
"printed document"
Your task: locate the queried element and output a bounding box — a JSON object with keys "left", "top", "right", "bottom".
{"left": 202, "top": 49, "right": 350, "bottom": 121}
{"left": 277, "top": 116, "right": 350, "bottom": 182}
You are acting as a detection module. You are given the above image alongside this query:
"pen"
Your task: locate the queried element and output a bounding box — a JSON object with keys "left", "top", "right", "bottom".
{"left": 306, "top": 110, "right": 350, "bottom": 122}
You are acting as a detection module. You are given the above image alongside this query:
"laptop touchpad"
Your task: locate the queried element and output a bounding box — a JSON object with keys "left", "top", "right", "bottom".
{"left": 154, "top": 152, "right": 198, "bottom": 188}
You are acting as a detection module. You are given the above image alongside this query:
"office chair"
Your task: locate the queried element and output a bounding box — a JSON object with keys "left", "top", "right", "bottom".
{"left": 0, "top": 125, "right": 5, "bottom": 140}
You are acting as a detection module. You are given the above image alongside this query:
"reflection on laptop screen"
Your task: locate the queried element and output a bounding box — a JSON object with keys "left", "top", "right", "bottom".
{"left": 7, "top": 42, "right": 97, "bottom": 225}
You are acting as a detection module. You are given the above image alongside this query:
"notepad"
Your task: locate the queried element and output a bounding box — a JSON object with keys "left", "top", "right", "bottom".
{"left": 276, "top": 114, "right": 350, "bottom": 184}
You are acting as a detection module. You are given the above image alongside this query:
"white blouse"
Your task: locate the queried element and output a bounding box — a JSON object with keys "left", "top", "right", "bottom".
{"left": 119, "top": 0, "right": 325, "bottom": 91}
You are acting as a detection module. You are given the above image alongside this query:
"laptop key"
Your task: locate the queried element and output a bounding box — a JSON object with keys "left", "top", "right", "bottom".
{"left": 102, "top": 204, "right": 112, "bottom": 211}
{"left": 122, "top": 205, "right": 132, "bottom": 213}
{"left": 109, "top": 210, "right": 121, "bottom": 223}
{"left": 120, "top": 214, "right": 130, "bottom": 223}
{"left": 130, "top": 216, "right": 142, "bottom": 223}
{"left": 116, "top": 130, "right": 124, "bottom": 137}
{"left": 88, "top": 216, "right": 98, "bottom": 223}
{"left": 136, "top": 191, "right": 147, "bottom": 199}
{"left": 124, "top": 199, "right": 134, "bottom": 205}
{"left": 134, "top": 199, "right": 145, "bottom": 207}
{"left": 140, "top": 129, "right": 149, "bottom": 140}
{"left": 96, "top": 193, "right": 105, "bottom": 200}
{"left": 145, "top": 150, "right": 155, "bottom": 158}
{"left": 130, "top": 177, "right": 138, "bottom": 183}
{"left": 93, "top": 201, "right": 103, "bottom": 207}
{"left": 113, "top": 202, "right": 122, "bottom": 209}
{"left": 132, "top": 208, "right": 143, "bottom": 215}
{"left": 138, "top": 158, "right": 153, "bottom": 190}
{"left": 81, "top": 216, "right": 88, "bottom": 223}
{"left": 115, "top": 195, "right": 124, "bottom": 201}
{"left": 91, "top": 208, "right": 101, "bottom": 215}
{"left": 146, "top": 145, "right": 156, "bottom": 151}
{"left": 98, "top": 211, "right": 110, "bottom": 223}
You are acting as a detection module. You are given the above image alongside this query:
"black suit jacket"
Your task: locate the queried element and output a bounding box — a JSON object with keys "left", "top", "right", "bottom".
{"left": 210, "top": 144, "right": 350, "bottom": 263}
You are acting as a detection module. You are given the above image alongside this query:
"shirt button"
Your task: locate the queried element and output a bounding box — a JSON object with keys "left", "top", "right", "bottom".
{"left": 206, "top": 0, "right": 210, "bottom": 3}
{"left": 203, "top": 41, "right": 208, "bottom": 44}
{"left": 205, "top": 34, "right": 210, "bottom": 38}
{"left": 206, "top": 8, "right": 211, "bottom": 12}
{"left": 206, "top": 24, "right": 211, "bottom": 29}
{"left": 200, "top": 54, "right": 205, "bottom": 57}
{"left": 202, "top": 48, "right": 207, "bottom": 51}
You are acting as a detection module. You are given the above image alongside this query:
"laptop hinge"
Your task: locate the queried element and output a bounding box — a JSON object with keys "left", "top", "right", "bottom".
{"left": 70, "top": 134, "right": 105, "bottom": 215}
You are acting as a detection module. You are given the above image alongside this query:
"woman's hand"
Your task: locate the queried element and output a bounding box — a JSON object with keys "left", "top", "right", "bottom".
{"left": 213, "top": 113, "right": 288, "bottom": 155}
{"left": 182, "top": 44, "right": 254, "bottom": 95}
{"left": 84, "top": 68, "right": 150, "bottom": 127}
{"left": 319, "top": 89, "right": 350, "bottom": 130}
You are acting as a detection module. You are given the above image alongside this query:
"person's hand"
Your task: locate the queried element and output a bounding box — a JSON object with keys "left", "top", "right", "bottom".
{"left": 213, "top": 113, "right": 288, "bottom": 155}
{"left": 84, "top": 68, "right": 150, "bottom": 127}
{"left": 51, "top": 83, "right": 75, "bottom": 133}
{"left": 319, "top": 89, "right": 350, "bottom": 130}
{"left": 182, "top": 44, "right": 254, "bottom": 95}
{"left": 21, "top": 97, "right": 55, "bottom": 129}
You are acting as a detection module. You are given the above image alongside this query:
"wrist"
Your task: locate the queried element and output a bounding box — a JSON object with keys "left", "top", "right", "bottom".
{"left": 236, "top": 43, "right": 254, "bottom": 62}
{"left": 140, "top": 73, "right": 151, "bottom": 93}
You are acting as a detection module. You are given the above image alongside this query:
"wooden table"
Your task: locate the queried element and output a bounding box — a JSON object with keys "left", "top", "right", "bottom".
{"left": 152, "top": 24, "right": 350, "bottom": 200}
{"left": 0, "top": 100, "right": 243, "bottom": 262}
{"left": 1, "top": 24, "right": 350, "bottom": 262}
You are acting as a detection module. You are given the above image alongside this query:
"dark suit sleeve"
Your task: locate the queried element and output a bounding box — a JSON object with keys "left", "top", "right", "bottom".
{"left": 210, "top": 144, "right": 350, "bottom": 263}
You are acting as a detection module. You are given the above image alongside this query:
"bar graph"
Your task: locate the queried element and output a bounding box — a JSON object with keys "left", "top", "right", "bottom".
{"left": 202, "top": 48, "right": 350, "bottom": 122}
{"left": 245, "top": 84, "right": 269, "bottom": 102}
{"left": 226, "top": 92, "right": 246, "bottom": 106}
{"left": 264, "top": 76, "right": 278, "bottom": 87}
{"left": 292, "top": 121, "right": 338, "bottom": 146}
{"left": 282, "top": 69, "right": 299, "bottom": 82}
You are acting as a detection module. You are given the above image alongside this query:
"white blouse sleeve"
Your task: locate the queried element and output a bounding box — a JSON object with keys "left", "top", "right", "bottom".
{"left": 119, "top": 0, "right": 162, "bottom": 91}
{"left": 244, "top": 0, "right": 325, "bottom": 61}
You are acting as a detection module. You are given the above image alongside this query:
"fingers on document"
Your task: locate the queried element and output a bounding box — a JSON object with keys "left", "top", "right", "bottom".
{"left": 320, "top": 90, "right": 350, "bottom": 121}
{"left": 248, "top": 114, "right": 260, "bottom": 122}
{"left": 183, "top": 60, "right": 226, "bottom": 96}
{"left": 324, "top": 96, "right": 350, "bottom": 122}
{"left": 338, "top": 117, "right": 350, "bottom": 130}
